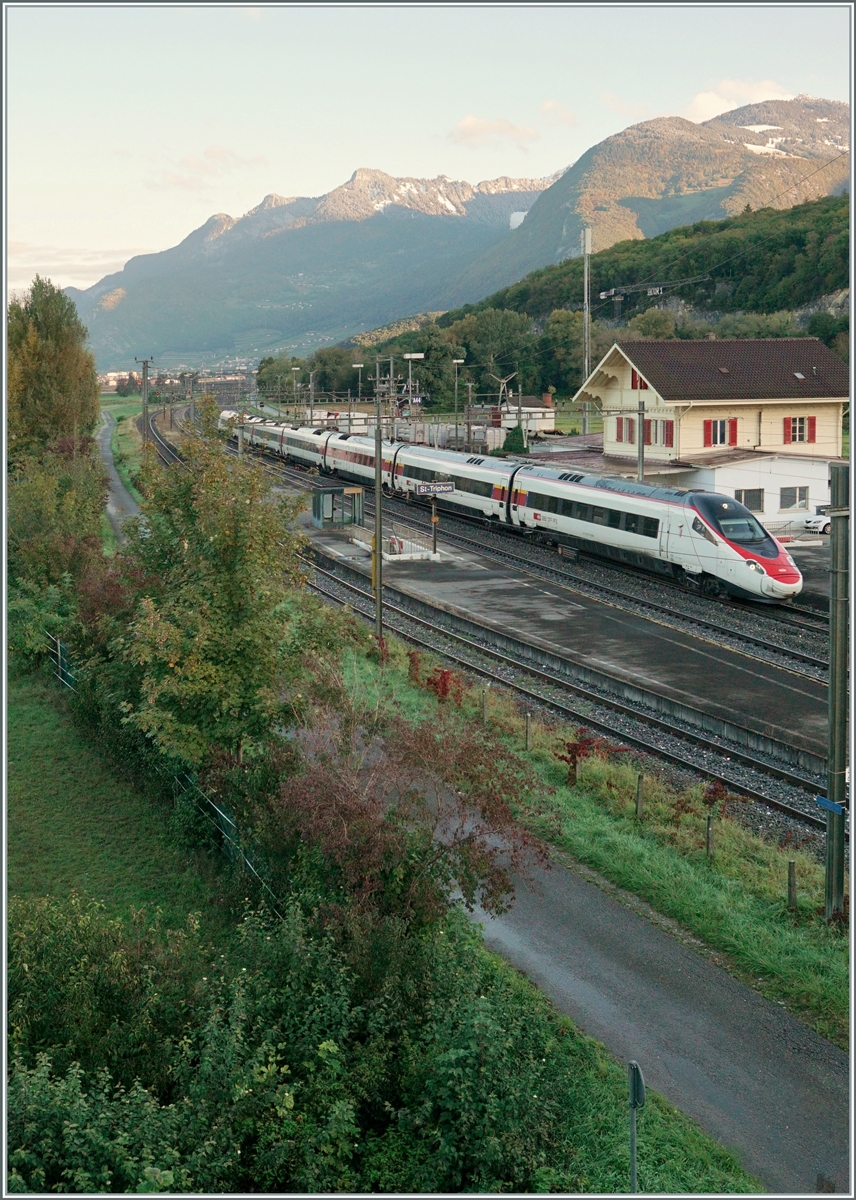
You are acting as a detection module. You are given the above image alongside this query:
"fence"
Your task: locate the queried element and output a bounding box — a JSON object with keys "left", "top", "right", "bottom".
{"left": 43, "top": 631, "right": 285, "bottom": 918}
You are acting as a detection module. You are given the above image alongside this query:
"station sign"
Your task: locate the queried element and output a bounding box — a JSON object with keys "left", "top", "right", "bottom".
{"left": 416, "top": 482, "right": 454, "bottom": 495}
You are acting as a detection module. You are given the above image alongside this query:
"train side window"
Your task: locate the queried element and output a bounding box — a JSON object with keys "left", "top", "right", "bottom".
{"left": 642, "top": 517, "right": 659, "bottom": 538}
{"left": 624, "top": 512, "right": 640, "bottom": 534}
{"left": 546, "top": 494, "right": 560, "bottom": 514}
{"left": 692, "top": 515, "right": 717, "bottom": 544}
{"left": 608, "top": 509, "right": 622, "bottom": 529}
{"left": 573, "top": 502, "right": 590, "bottom": 522}
{"left": 591, "top": 506, "right": 609, "bottom": 526}
{"left": 561, "top": 498, "right": 575, "bottom": 518}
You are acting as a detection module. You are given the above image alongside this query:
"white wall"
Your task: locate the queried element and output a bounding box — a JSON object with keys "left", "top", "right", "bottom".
{"left": 656, "top": 455, "right": 832, "bottom": 523}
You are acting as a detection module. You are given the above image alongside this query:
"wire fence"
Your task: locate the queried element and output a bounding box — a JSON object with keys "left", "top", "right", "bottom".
{"left": 44, "top": 632, "right": 285, "bottom": 919}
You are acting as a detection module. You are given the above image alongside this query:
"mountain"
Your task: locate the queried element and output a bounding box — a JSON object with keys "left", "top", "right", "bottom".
{"left": 67, "top": 170, "right": 560, "bottom": 370}
{"left": 68, "top": 97, "right": 848, "bottom": 370}
{"left": 443, "top": 96, "right": 850, "bottom": 304}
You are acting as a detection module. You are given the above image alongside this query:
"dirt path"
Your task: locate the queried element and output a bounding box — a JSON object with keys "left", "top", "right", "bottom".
{"left": 97, "top": 411, "right": 139, "bottom": 538}
{"left": 473, "top": 855, "right": 849, "bottom": 1194}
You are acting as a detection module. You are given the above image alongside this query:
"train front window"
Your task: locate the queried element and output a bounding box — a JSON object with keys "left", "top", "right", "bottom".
{"left": 691, "top": 494, "right": 779, "bottom": 558}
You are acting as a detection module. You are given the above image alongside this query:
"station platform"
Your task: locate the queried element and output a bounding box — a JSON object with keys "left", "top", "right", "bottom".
{"left": 301, "top": 514, "right": 828, "bottom": 760}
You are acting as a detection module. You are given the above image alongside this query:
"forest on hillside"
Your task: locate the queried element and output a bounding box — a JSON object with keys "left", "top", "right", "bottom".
{"left": 257, "top": 196, "right": 848, "bottom": 405}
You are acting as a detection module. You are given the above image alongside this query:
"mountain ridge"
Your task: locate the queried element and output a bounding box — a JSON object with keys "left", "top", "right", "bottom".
{"left": 64, "top": 96, "right": 848, "bottom": 369}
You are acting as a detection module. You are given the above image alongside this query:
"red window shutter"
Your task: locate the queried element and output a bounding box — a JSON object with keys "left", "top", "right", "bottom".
{"left": 783, "top": 418, "right": 792, "bottom": 444}
{"left": 728, "top": 418, "right": 738, "bottom": 446}
{"left": 664, "top": 420, "right": 674, "bottom": 447}
{"left": 644, "top": 419, "right": 652, "bottom": 446}
{"left": 808, "top": 416, "right": 817, "bottom": 443}
{"left": 640, "top": 376, "right": 648, "bottom": 390}
{"left": 631, "top": 368, "right": 638, "bottom": 389}
{"left": 616, "top": 417, "right": 624, "bottom": 443}
{"left": 703, "top": 419, "right": 713, "bottom": 448}
{"left": 627, "top": 418, "right": 635, "bottom": 444}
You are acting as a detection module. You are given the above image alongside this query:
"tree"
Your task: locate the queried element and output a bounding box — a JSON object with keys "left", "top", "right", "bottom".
{"left": 114, "top": 402, "right": 307, "bottom": 768}
{"left": 115, "top": 372, "right": 141, "bottom": 397}
{"left": 628, "top": 308, "right": 677, "bottom": 338}
{"left": 7, "top": 276, "right": 99, "bottom": 462}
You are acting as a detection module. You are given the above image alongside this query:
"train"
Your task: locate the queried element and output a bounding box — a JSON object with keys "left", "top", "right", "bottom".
{"left": 219, "top": 413, "right": 803, "bottom": 603}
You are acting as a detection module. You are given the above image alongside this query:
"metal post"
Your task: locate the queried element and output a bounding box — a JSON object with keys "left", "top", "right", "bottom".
{"left": 374, "top": 361, "right": 383, "bottom": 641}
{"left": 706, "top": 812, "right": 714, "bottom": 860}
{"left": 431, "top": 497, "right": 438, "bottom": 554}
{"left": 525, "top": 711, "right": 532, "bottom": 751}
{"left": 788, "top": 860, "right": 797, "bottom": 911}
{"left": 136, "top": 357, "right": 153, "bottom": 443}
{"left": 582, "top": 226, "right": 592, "bottom": 385}
{"left": 466, "top": 382, "right": 473, "bottom": 451}
{"left": 635, "top": 774, "right": 643, "bottom": 818}
{"left": 309, "top": 371, "right": 315, "bottom": 426}
{"left": 347, "top": 388, "right": 352, "bottom": 432}
{"left": 628, "top": 1060, "right": 645, "bottom": 1195}
{"left": 453, "top": 359, "right": 463, "bottom": 450}
{"left": 637, "top": 399, "right": 645, "bottom": 482}
{"left": 482, "top": 687, "right": 488, "bottom": 724}
{"left": 825, "top": 461, "right": 848, "bottom": 919}
{"left": 582, "top": 399, "right": 588, "bottom": 436}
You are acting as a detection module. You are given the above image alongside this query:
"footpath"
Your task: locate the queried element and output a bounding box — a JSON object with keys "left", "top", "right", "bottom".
{"left": 473, "top": 854, "right": 848, "bottom": 1195}
{"left": 97, "top": 410, "right": 139, "bottom": 538}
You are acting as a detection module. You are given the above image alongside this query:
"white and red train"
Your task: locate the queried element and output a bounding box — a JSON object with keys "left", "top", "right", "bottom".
{"left": 220, "top": 414, "right": 803, "bottom": 602}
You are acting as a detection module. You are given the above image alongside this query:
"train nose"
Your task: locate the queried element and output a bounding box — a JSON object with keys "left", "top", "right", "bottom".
{"left": 760, "top": 574, "right": 803, "bottom": 598}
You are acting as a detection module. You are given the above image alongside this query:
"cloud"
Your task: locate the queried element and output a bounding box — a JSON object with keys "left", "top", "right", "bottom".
{"left": 601, "top": 92, "right": 654, "bottom": 121}
{"left": 156, "top": 144, "right": 267, "bottom": 191}
{"left": 684, "top": 78, "right": 794, "bottom": 123}
{"left": 449, "top": 115, "right": 539, "bottom": 152}
{"left": 541, "top": 99, "right": 577, "bottom": 128}
{"left": 7, "top": 241, "right": 151, "bottom": 292}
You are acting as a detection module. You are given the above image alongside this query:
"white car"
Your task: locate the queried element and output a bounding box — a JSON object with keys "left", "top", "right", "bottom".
{"left": 804, "top": 507, "right": 831, "bottom": 535}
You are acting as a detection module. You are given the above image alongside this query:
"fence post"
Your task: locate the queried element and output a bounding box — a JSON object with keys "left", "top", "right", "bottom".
{"left": 482, "top": 687, "right": 488, "bottom": 725}
{"left": 635, "top": 774, "right": 643, "bottom": 818}
{"left": 788, "top": 860, "right": 797, "bottom": 911}
{"left": 525, "top": 711, "right": 532, "bottom": 751}
{"left": 706, "top": 812, "right": 714, "bottom": 860}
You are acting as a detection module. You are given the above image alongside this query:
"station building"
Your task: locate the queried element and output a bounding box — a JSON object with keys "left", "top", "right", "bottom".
{"left": 572, "top": 338, "right": 848, "bottom": 527}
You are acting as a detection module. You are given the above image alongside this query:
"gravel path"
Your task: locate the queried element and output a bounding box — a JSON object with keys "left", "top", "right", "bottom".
{"left": 97, "top": 411, "right": 139, "bottom": 538}
{"left": 472, "top": 854, "right": 849, "bottom": 1195}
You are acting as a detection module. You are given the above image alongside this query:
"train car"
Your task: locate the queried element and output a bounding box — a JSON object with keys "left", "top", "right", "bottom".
{"left": 216, "top": 415, "right": 801, "bottom": 602}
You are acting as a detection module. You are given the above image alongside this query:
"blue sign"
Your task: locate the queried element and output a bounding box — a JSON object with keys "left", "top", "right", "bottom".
{"left": 416, "top": 482, "right": 454, "bottom": 495}
{"left": 817, "top": 796, "right": 845, "bottom": 815}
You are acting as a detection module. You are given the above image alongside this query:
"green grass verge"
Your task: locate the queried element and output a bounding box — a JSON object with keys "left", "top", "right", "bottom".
{"left": 100, "top": 512, "right": 119, "bottom": 556}
{"left": 107, "top": 402, "right": 145, "bottom": 505}
{"left": 341, "top": 643, "right": 849, "bottom": 1048}
{"left": 7, "top": 669, "right": 222, "bottom": 931}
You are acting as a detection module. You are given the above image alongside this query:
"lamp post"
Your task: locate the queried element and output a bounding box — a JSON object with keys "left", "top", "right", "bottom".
{"left": 403, "top": 352, "right": 424, "bottom": 419}
{"left": 453, "top": 358, "right": 464, "bottom": 449}
{"left": 291, "top": 366, "right": 299, "bottom": 423}
{"left": 373, "top": 359, "right": 383, "bottom": 642}
{"left": 352, "top": 363, "right": 363, "bottom": 406}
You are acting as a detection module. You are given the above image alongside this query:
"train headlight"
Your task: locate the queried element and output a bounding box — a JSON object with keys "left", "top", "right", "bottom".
{"left": 745, "top": 560, "right": 766, "bottom": 574}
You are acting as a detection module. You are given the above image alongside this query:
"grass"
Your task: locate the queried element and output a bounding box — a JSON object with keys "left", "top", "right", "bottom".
{"left": 7, "top": 667, "right": 224, "bottom": 933}
{"left": 106, "top": 401, "right": 145, "bottom": 504}
{"left": 341, "top": 640, "right": 850, "bottom": 1048}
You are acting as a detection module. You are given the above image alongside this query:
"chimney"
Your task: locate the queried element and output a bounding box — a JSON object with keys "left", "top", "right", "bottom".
{"left": 708, "top": 332, "right": 716, "bottom": 341}
{"left": 542, "top": 392, "right": 554, "bottom": 408}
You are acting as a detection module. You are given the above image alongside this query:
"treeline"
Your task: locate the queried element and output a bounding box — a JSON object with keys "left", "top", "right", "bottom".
{"left": 256, "top": 196, "right": 848, "bottom": 405}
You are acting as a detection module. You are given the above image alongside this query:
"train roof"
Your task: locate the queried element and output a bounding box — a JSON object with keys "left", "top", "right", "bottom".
{"left": 518, "top": 464, "right": 695, "bottom": 503}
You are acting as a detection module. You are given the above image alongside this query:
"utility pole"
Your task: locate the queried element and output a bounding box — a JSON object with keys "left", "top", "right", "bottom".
{"left": 637, "top": 399, "right": 645, "bottom": 482}
{"left": 466, "top": 381, "right": 473, "bottom": 451}
{"left": 135, "top": 357, "right": 153, "bottom": 443}
{"left": 581, "top": 226, "right": 592, "bottom": 383}
{"left": 453, "top": 358, "right": 464, "bottom": 449}
{"left": 824, "top": 461, "right": 849, "bottom": 919}
{"left": 518, "top": 383, "right": 524, "bottom": 449}
{"left": 309, "top": 371, "right": 315, "bottom": 426}
{"left": 353, "top": 362, "right": 363, "bottom": 407}
{"left": 373, "top": 359, "right": 383, "bottom": 641}
{"left": 389, "top": 356, "right": 395, "bottom": 437}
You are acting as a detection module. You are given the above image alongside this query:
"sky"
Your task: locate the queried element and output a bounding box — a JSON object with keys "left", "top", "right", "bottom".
{"left": 5, "top": 2, "right": 851, "bottom": 293}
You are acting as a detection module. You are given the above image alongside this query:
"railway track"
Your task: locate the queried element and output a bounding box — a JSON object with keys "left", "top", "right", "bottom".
{"left": 303, "top": 554, "right": 837, "bottom": 838}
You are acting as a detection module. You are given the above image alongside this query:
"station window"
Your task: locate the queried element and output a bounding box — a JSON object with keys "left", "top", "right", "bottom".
{"left": 783, "top": 416, "right": 816, "bottom": 444}
{"left": 703, "top": 418, "right": 738, "bottom": 447}
{"left": 735, "top": 488, "right": 764, "bottom": 512}
{"left": 780, "top": 486, "right": 809, "bottom": 511}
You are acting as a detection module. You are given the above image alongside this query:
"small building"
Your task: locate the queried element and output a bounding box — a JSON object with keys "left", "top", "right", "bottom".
{"left": 572, "top": 337, "right": 848, "bottom": 528}
{"left": 575, "top": 338, "right": 847, "bottom": 462}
